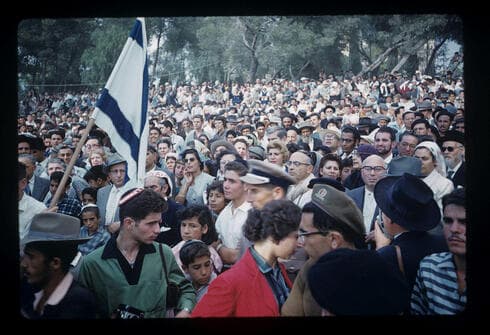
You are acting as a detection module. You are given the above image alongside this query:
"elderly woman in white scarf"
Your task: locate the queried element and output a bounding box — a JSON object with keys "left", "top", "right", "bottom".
{"left": 413, "top": 141, "right": 454, "bottom": 212}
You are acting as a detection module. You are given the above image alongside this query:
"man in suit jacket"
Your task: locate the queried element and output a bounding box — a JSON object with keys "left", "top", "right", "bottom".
{"left": 373, "top": 173, "right": 448, "bottom": 312}
{"left": 18, "top": 154, "right": 50, "bottom": 202}
{"left": 442, "top": 130, "right": 465, "bottom": 189}
{"left": 347, "top": 154, "right": 387, "bottom": 245}
{"left": 96, "top": 153, "right": 131, "bottom": 234}
{"left": 297, "top": 121, "right": 322, "bottom": 151}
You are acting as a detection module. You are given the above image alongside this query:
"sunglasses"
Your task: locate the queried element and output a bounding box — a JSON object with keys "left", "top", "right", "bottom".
{"left": 184, "top": 157, "right": 196, "bottom": 163}
{"left": 441, "top": 145, "right": 462, "bottom": 152}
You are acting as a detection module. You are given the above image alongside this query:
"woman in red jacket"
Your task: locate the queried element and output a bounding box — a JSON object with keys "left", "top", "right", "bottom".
{"left": 191, "top": 199, "right": 301, "bottom": 317}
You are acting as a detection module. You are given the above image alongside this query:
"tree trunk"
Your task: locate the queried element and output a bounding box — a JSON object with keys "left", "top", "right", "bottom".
{"left": 424, "top": 37, "right": 448, "bottom": 75}
{"left": 152, "top": 19, "right": 165, "bottom": 82}
{"left": 358, "top": 40, "right": 406, "bottom": 77}
{"left": 391, "top": 39, "right": 426, "bottom": 74}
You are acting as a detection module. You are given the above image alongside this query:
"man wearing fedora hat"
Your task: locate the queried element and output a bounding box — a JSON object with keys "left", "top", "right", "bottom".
{"left": 20, "top": 212, "right": 96, "bottom": 319}
{"left": 96, "top": 153, "right": 131, "bottom": 234}
{"left": 373, "top": 173, "right": 449, "bottom": 300}
{"left": 281, "top": 183, "right": 367, "bottom": 316}
{"left": 297, "top": 120, "right": 322, "bottom": 151}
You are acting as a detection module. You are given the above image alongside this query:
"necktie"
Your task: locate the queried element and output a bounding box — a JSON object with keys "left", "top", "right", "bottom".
{"left": 447, "top": 170, "right": 455, "bottom": 179}
{"left": 24, "top": 184, "right": 31, "bottom": 196}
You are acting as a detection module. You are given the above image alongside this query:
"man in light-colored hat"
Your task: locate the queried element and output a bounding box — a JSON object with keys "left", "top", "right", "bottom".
{"left": 297, "top": 120, "right": 322, "bottom": 151}
{"left": 97, "top": 152, "right": 131, "bottom": 233}
{"left": 373, "top": 172, "right": 449, "bottom": 311}
{"left": 320, "top": 128, "right": 341, "bottom": 155}
{"left": 20, "top": 212, "right": 96, "bottom": 319}
{"left": 281, "top": 183, "right": 367, "bottom": 316}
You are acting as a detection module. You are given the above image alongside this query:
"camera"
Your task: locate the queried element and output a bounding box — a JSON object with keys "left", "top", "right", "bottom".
{"left": 113, "top": 304, "right": 145, "bottom": 319}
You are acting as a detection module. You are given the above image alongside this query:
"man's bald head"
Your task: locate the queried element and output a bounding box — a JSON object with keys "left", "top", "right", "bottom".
{"left": 361, "top": 154, "right": 387, "bottom": 191}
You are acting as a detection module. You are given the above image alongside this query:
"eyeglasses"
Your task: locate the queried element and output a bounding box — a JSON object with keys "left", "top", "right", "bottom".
{"left": 441, "top": 145, "right": 462, "bottom": 152}
{"left": 297, "top": 230, "right": 328, "bottom": 243}
{"left": 361, "top": 166, "right": 386, "bottom": 172}
{"left": 286, "top": 160, "right": 310, "bottom": 167}
{"left": 184, "top": 157, "right": 196, "bottom": 163}
{"left": 400, "top": 142, "right": 417, "bottom": 149}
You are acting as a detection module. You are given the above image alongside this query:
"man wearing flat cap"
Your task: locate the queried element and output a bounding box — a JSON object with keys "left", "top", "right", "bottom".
{"left": 20, "top": 213, "right": 96, "bottom": 319}
{"left": 442, "top": 130, "right": 465, "bottom": 188}
{"left": 373, "top": 173, "right": 449, "bottom": 308}
{"left": 308, "top": 248, "right": 410, "bottom": 315}
{"left": 281, "top": 183, "right": 367, "bottom": 316}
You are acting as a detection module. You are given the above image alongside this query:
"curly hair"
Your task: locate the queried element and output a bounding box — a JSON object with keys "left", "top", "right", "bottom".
{"left": 243, "top": 199, "right": 301, "bottom": 243}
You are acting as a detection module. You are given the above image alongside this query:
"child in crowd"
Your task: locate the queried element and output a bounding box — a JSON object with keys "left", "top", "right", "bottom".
{"left": 78, "top": 204, "right": 110, "bottom": 256}
{"left": 179, "top": 240, "right": 217, "bottom": 302}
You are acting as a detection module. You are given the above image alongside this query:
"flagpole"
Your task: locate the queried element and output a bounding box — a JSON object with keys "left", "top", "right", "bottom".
{"left": 49, "top": 115, "right": 97, "bottom": 209}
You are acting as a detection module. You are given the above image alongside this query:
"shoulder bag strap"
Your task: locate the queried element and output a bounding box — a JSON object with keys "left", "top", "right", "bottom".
{"left": 394, "top": 245, "right": 405, "bottom": 275}
{"left": 158, "top": 243, "right": 169, "bottom": 281}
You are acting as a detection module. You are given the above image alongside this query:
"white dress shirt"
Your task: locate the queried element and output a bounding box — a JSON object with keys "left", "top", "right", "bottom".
{"left": 215, "top": 201, "right": 252, "bottom": 250}
{"left": 363, "top": 189, "right": 377, "bottom": 232}
{"left": 19, "top": 194, "right": 47, "bottom": 241}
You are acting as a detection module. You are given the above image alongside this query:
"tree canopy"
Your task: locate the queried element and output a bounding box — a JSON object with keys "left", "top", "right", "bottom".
{"left": 17, "top": 15, "right": 462, "bottom": 93}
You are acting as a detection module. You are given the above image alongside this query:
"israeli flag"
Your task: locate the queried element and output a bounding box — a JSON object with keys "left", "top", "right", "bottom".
{"left": 92, "top": 17, "right": 149, "bottom": 187}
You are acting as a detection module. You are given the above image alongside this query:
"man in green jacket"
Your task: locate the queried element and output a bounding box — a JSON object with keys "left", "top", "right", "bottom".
{"left": 78, "top": 188, "right": 196, "bottom": 318}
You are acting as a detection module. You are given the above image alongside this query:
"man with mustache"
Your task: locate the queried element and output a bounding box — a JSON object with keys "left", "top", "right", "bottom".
{"left": 410, "top": 188, "right": 466, "bottom": 314}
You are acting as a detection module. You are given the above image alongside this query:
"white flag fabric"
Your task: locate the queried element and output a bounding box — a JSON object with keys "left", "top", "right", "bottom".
{"left": 92, "top": 17, "right": 149, "bottom": 187}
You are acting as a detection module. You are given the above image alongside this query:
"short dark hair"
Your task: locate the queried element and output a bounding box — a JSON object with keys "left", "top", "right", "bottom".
{"left": 224, "top": 160, "right": 248, "bottom": 177}
{"left": 179, "top": 240, "right": 211, "bottom": 267}
{"left": 341, "top": 125, "right": 360, "bottom": 142}
{"left": 50, "top": 170, "right": 71, "bottom": 186}
{"left": 375, "top": 126, "right": 395, "bottom": 141}
{"left": 81, "top": 187, "right": 98, "bottom": 202}
{"left": 119, "top": 188, "right": 167, "bottom": 222}
{"left": 442, "top": 187, "right": 465, "bottom": 211}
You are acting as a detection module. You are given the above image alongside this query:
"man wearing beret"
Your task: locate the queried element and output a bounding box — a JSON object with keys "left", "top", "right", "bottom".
{"left": 281, "top": 183, "right": 367, "bottom": 316}
{"left": 373, "top": 173, "right": 449, "bottom": 310}
{"left": 307, "top": 248, "right": 410, "bottom": 315}
{"left": 441, "top": 130, "right": 465, "bottom": 188}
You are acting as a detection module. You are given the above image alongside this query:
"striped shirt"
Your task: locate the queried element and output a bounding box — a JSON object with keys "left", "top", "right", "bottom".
{"left": 410, "top": 252, "right": 466, "bottom": 315}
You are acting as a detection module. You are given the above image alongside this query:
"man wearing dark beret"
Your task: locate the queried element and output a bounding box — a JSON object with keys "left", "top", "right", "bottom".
{"left": 307, "top": 248, "right": 410, "bottom": 315}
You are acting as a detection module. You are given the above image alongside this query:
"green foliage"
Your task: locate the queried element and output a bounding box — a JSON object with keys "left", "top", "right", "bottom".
{"left": 18, "top": 15, "right": 462, "bottom": 89}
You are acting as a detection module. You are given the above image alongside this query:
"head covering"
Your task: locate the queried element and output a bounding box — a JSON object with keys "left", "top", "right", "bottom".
{"left": 210, "top": 140, "right": 236, "bottom": 156}
{"left": 240, "top": 159, "right": 295, "bottom": 190}
{"left": 103, "top": 152, "right": 127, "bottom": 174}
{"left": 442, "top": 130, "right": 465, "bottom": 146}
{"left": 387, "top": 156, "right": 423, "bottom": 177}
{"left": 415, "top": 141, "right": 447, "bottom": 177}
{"left": 146, "top": 170, "right": 173, "bottom": 196}
{"left": 21, "top": 212, "right": 91, "bottom": 247}
{"left": 374, "top": 172, "right": 441, "bottom": 231}
{"left": 308, "top": 248, "right": 410, "bottom": 315}
{"left": 296, "top": 120, "right": 315, "bottom": 131}
{"left": 357, "top": 144, "right": 377, "bottom": 161}
{"left": 308, "top": 177, "right": 345, "bottom": 192}
{"left": 311, "top": 184, "right": 365, "bottom": 236}
{"left": 248, "top": 146, "right": 266, "bottom": 160}
{"left": 323, "top": 128, "right": 341, "bottom": 139}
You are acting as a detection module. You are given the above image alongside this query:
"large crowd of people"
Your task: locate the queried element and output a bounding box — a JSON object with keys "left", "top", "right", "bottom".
{"left": 18, "top": 68, "right": 466, "bottom": 318}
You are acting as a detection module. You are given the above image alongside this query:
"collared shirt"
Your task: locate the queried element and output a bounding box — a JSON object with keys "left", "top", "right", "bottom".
{"left": 249, "top": 246, "right": 290, "bottom": 309}
{"left": 78, "top": 225, "right": 111, "bottom": 256}
{"left": 33, "top": 272, "right": 74, "bottom": 315}
{"left": 447, "top": 161, "right": 462, "bottom": 179}
{"left": 363, "top": 189, "right": 377, "bottom": 232}
{"left": 19, "top": 194, "right": 47, "bottom": 240}
{"left": 215, "top": 201, "right": 252, "bottom": 249}
{"left": 411, "top": 252, "right": 466, "bottom": 315}
{"left": 47, "top": 194, "right": 82, "bottom": 218}
{"left": 101, "top": 234, "right": 157, "bottom": 285}
{"left": 384, "top": 152, "right": 393, "bottom": 164}
{"left": 105, "top": 185, "right": 127, "bottom": 225}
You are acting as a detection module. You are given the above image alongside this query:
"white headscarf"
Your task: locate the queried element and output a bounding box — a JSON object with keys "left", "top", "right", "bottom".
{"left": 415, "top": 141, "right": 447, "bottom": 177}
